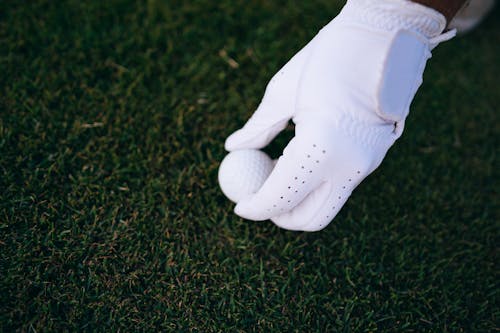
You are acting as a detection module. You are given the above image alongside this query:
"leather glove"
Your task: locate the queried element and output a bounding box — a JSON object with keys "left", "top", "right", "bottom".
{"left": 224, "top": 0, "right": 456, "bottom": 231}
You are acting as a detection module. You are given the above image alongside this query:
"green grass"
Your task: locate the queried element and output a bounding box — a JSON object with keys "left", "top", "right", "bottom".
{"left": 1, "top": 0, "right": 498, "bottom": 331}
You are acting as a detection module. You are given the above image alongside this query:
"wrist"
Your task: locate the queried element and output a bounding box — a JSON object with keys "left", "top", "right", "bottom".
{"left": 410, "top": 0, "right": 469, "bottom": 23}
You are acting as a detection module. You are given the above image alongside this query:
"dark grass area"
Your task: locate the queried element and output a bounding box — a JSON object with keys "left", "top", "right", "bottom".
{"left": 1, "top": 0, "right": 498, "bottom": 331}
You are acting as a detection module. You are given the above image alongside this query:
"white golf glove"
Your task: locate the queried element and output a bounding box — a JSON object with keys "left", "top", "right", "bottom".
{"left": 224, "top": 0, "right": 456, "bottom": 231}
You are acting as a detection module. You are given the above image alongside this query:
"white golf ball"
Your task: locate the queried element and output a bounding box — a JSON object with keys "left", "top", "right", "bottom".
{"left": 218, "top": 149, "right": 274, "bottom": 203}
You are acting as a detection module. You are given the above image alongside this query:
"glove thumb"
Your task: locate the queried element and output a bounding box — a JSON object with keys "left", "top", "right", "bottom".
{"left": 225, "top": 45, "right": 312, "bottom": 151}
{"left": 224, "top": 102, "right": 290, "bottom": 151}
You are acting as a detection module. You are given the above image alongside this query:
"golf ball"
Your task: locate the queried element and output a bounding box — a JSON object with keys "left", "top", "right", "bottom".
{"left": 218, "top": 149, "right": 274, "bottom": 203}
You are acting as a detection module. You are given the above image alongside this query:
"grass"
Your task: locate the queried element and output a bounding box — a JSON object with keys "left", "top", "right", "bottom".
{"left": 0, "top": 0, "right": 498, "bottom": 331}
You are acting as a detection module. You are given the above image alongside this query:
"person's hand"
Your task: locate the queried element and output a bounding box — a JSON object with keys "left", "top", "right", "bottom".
{"left": 224, "top": 0, "right": 456, "bottom": 231}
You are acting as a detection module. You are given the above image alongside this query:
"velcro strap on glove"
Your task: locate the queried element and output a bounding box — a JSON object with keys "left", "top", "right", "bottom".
{"left": 339, "top": 0, "right": 455, "bottom": 123}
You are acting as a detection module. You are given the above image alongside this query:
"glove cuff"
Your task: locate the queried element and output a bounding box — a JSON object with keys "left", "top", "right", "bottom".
{"left": 341, "top": 0, "right": 447, "bottom": 38}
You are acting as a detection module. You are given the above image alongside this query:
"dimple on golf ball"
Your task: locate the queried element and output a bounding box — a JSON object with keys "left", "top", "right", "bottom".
{"left": 218, "top": 149, "right": 274, "bottom": 203}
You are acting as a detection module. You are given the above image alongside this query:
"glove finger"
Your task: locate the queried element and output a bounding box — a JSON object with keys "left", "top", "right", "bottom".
{"left": 224, "top": 46, "right": 311, "bottom": 151}
{"left": 271, "top": 173, "right": 354, "bottom": 232}
{"left": 271, "top": 131, "right": 380, "bottom": 231}
{"left": 234, "top": 135, "right": 329, "bottom": 221}
{"left": 270, "top": 180, "right": 334, "bottom": 231}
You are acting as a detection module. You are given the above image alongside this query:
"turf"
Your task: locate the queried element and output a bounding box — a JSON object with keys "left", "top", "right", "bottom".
{"left": 0, "top": 0, "right": 498, "bottom": 331}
